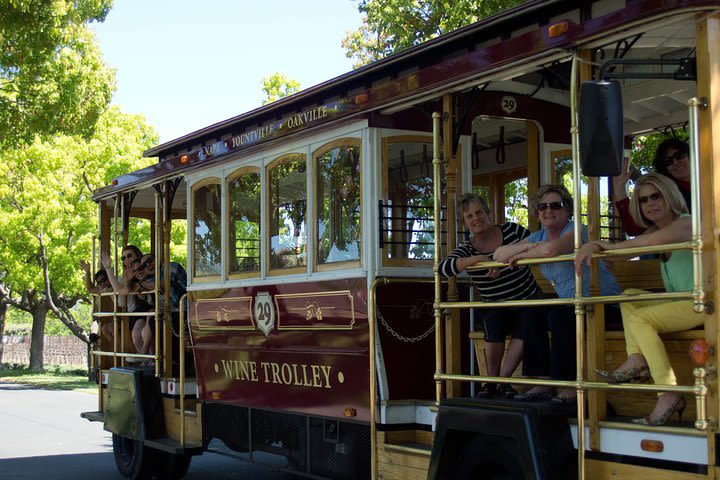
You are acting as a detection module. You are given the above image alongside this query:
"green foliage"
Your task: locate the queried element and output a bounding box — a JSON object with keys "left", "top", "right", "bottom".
{"left": 629, "top": 129, "right": 688, "bottom": 176}
{"left": 0, "top": 0, "right": 116, "bottom": 147}
{"left": 344, "top": 0, "right": 525, "bottom": 67}
{"left": 0, "top": 106, "right": 158, "bottom": 333}
{"left": 261, "top": 73, "right": 301, "bottom": 105}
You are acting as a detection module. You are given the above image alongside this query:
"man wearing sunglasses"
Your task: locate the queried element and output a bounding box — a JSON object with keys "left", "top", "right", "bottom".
{"left": 612, "top": 138, "right": 691, "bottom": 236}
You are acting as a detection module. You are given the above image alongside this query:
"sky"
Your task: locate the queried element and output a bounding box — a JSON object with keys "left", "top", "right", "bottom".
{"left": 93, "top": 1, "right": 363, "bottom": 144}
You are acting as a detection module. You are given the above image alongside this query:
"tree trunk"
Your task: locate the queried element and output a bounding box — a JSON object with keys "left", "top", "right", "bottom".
{"left": 29, "top": 304, "right": 48, "bottom": 371}
{"left": 0, "top": 302, "right": 6, "bottom": 363}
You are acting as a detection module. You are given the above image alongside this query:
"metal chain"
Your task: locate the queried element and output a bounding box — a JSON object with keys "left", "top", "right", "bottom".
{"left": 377, "top": 309, "right": 435, "bottom": 343}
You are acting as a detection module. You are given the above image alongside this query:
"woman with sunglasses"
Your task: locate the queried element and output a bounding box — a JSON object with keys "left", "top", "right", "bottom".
{"left": 494, "top": 185, "right": 621, "bottom": 404}
{"left": 439, "top": 193, "right": 547, "bottom": 399}
{"left": 613, "top": 138, "right": 691, "bottom": 236}
{"left": 100, "top": 246, "right": 152, "bottom": 355}
{"left": 575, "top": 173, "right": 695, "bottom": 425}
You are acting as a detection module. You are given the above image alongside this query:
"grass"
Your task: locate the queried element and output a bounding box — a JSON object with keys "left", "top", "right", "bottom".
{"left": 0, "top": 363, "right": 97, "bottom": 394}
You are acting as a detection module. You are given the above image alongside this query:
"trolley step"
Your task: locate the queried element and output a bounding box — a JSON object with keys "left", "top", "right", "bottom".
{"left": 81, "top": 410, "right": 105, "bottom": 423}
{"left": 144, "top": 437, "right": 204, "bottom": 455}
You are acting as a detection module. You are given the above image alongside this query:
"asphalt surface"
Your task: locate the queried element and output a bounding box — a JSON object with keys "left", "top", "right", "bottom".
{"left": 0, "top": 382, "right": 303, "bottom": 479}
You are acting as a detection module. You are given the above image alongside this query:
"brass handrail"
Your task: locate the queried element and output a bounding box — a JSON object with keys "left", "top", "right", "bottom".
{"left": 179, "top": 293, "right": 187, "bottom": 446}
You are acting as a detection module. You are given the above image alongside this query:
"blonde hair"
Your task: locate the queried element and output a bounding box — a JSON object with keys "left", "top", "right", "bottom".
{"left": 629, "top": 172, "right": 688, "bottom": 228}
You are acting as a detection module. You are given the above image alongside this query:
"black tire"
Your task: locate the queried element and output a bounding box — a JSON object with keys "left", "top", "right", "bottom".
{"left": 113, "top": 434, "right": 193, "bottom": 480}
{"left": 151, "top": 450, "right": 193, "bottom": 480}
{"left": 112, "top": 434, "right": 156, "bottom": 480}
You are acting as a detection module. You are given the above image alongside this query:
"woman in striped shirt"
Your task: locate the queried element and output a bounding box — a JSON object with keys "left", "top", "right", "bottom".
{"left": 439, "top": 193, "right": 548, "bottom": 398}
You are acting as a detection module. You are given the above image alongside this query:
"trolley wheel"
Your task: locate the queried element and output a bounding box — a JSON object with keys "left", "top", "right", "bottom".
{"left": 112, "top": 434, "right": 156, "bottom": 480}
{"left": 152, "top": 450, "right": 192, "bottom": 480}
{"left": 112, "top": 434, "right": 193, "bottom": 480}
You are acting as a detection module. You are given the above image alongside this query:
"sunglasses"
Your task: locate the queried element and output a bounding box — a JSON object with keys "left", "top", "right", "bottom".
{"left": 121, "top": 253, "right": 136, "bottom": 260}
{"left": 662, "top": 150, "right": 686, "bottom": 167}
{"left": 537, "top": 201, "right": 565, "bottom": 211}
{"left": 638, "top": 192, "right": 663, "bottom": 204}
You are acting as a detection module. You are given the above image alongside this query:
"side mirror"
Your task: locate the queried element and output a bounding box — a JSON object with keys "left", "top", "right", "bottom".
{"left": 578, "top": 80, "right": 624, "bottom": 177}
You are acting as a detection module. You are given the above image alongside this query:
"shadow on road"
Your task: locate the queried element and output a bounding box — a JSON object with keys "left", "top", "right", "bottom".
{"left": 0, "top": 452, "right": 118, "bottom": 479}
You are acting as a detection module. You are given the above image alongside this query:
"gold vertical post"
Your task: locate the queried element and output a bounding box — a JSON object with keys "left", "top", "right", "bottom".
{"left": 432, "top": 112, "right": 444, "bottom": 404}
{"left": 179, "top": 293, "right": 187, "bottom": 446}
{"left": 368, "top": 278, "right": 386, "bottom": 480}
{"left": 154, "top": 189, "right": 161, "bottom": 377}
{"left": 688, "top": 97, "right": 706, "bottom": 314}
{"left": 569, "top": 54, "right": 586, "bottom": 480}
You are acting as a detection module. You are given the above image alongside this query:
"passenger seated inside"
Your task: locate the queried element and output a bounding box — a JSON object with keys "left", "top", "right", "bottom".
{"left": 494, "top": 185, "right": 621, "bottom": 404}
{"left": 612, "top": 138, "right": 692, "bottom": 235}
{"left": 575, "top": 172, "right": 696, "bottom": 425}
{"left": 438, "top": 193, "right": 547, "bottom": 399}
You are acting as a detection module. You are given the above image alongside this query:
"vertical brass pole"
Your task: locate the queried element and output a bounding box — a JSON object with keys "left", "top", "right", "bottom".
{"left": 432, "top": 112, "right": 444, "bottom": 404}
{"left": 569, "top": 55, "right": 586, "bottom": 480}
{"left": 179, "top": 293, "right": 187, "bottom": 446}
{"left": 688, "top": 97, "right": 706, "bottom": 314}
{"left": 368, "top": 278, "right": 385, "bottom": 480}
{"left": 113, "top": 195, "right": 119, "bottom": 368}
{"left": 164, "top": 183, "right": 172, "bottom": 377}
{"left": 154, "top": 190, "right": 161, "bottom": 377}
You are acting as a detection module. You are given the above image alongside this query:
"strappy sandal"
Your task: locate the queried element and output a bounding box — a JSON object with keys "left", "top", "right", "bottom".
{"left": 497, "top": 384, "right": 518, "bottom": 399}
{"left": 475, "top": 383, "right": 497, "bottom": 398}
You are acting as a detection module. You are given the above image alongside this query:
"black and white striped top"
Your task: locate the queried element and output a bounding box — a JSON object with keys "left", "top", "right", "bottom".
{"left": 438, "top": 222, "right": 539, "bottom": 302}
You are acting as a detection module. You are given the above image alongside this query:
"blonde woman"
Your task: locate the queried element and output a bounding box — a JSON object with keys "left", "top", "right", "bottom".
{"left": 575, "top": 172, "right": 695, "bottom": 425}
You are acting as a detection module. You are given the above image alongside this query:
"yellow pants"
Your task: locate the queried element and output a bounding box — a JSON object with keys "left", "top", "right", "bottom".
{"left": 620, "top": 289, "right": 700, "bottom": 385}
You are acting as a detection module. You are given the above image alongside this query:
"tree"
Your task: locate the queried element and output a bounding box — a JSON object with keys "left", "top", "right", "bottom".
{"left": 0, "top": 0, "right": 116, "bottom": 148}
{"left": 0, "top": 107, "right": 158, "bottom": 370}
{"left": 261, "top": 73, "right": 301, "bottom": 105}
{"left": 343, "top": 0, "right": 525, "bottom": 67}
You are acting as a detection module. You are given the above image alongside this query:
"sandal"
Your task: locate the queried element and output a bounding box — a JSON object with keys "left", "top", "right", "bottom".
{"left": 475, "top": 383, "right": 497, "bottom": 398}
{"left": 497, "top": 384, "right": 518, "bottom": 399}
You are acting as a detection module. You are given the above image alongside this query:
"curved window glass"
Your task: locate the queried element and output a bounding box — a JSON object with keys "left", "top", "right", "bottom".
{"left": 228, "top": 169, "right": 261, "bottom": 276}
{"left": 192, "top": 181, "right": 222, "bottom": 277}
{"left": 316, "top": 142, "right": 361, "bottom": 265}
{"left": 268, "top": 154, "right": 307, "bottom": 271}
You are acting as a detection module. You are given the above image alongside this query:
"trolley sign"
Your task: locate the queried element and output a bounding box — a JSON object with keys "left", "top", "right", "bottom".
{"left": 254, "top": 291, "right": 276, "bottom": 338}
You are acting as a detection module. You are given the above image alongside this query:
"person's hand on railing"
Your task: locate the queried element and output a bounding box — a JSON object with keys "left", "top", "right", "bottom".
{"left": 575, "top": 240, "right": 612, "bottom": 275}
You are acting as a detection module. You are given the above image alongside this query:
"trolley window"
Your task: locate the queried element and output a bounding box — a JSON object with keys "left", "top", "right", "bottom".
{"left": 228, "top": 168, "right": 261, "bottom": 277}
{"left": 382, "top": 136, "right": 441, "bottom": 265}
{"left": 192, "top": 179, "right": 222, "bottom": 279}
{"left": 315, "top": 140, "right": 361, "bottom": 267}
{"left": 268, "top": 153, "right": 307, "bottom": 274}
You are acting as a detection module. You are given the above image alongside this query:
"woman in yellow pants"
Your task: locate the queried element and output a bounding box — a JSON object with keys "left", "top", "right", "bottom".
{"left": 575, "top": 172, "right": 698, "bottom": 426}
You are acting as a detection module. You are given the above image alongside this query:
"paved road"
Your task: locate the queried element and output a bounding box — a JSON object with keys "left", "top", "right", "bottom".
{"left": 0, "top": 382, "right": 303, "bottom": 479}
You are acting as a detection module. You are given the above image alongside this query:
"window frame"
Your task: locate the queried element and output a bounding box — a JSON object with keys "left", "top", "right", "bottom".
{"left": 226, "top": 166, "right": 262, "bottom": 280}
{"left": 381, "top": 135, "right": 437, "bottom": 267}
{"left": 191, "top": 177, "right": 223, "bottom": 283}
{"left": 313, "top": 138, "right": 362, "bottom": 271}
{"left": 266, "top": 152, "right": 309, "bottom": 277}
